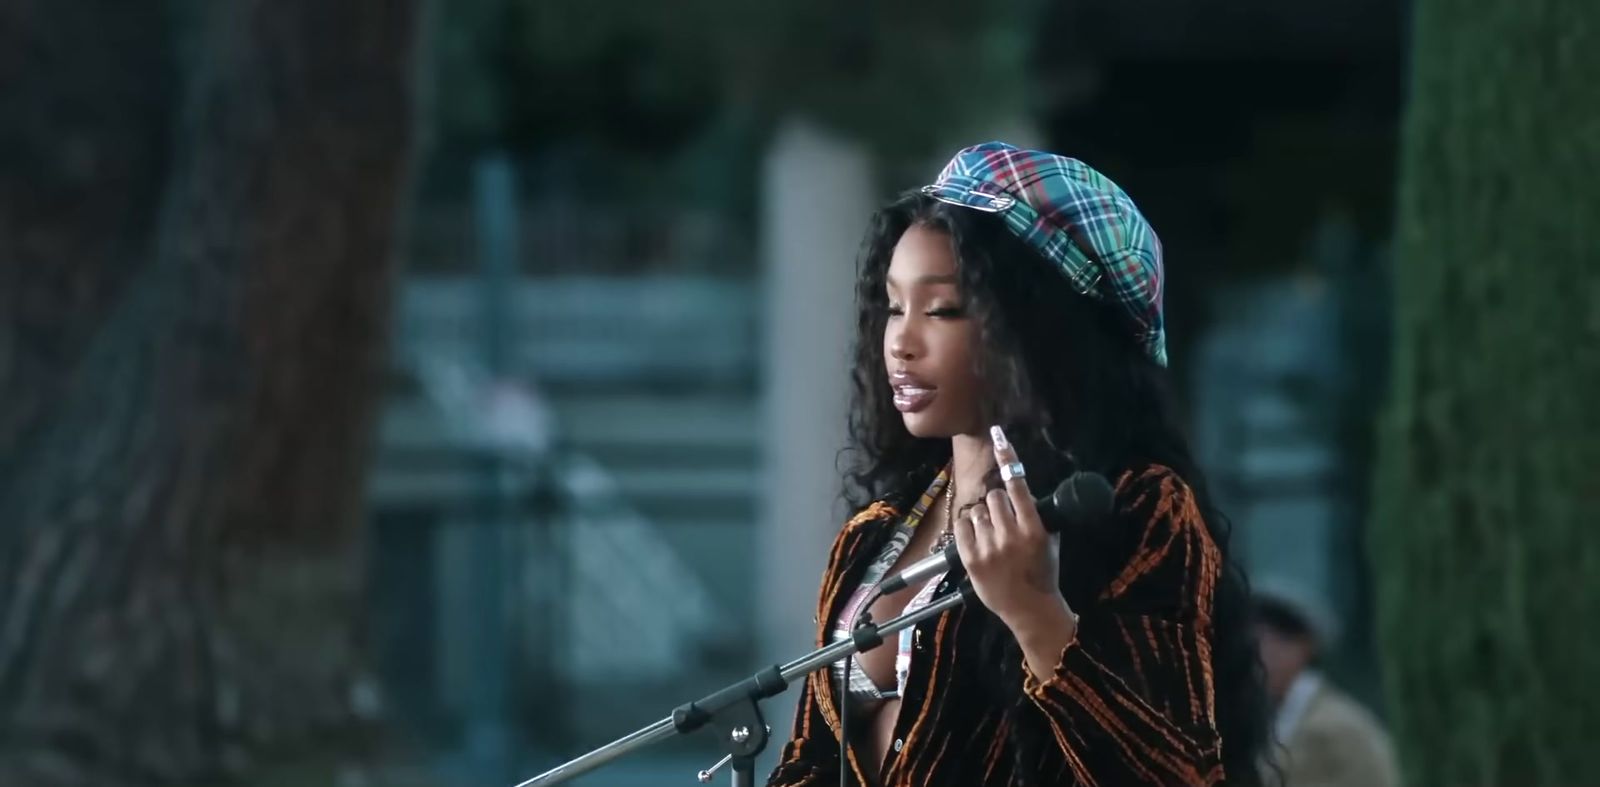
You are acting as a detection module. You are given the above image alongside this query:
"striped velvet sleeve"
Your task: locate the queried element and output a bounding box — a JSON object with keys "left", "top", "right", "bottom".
{"left": 1021, "top": 466, "right": 1226, "bottom": 787}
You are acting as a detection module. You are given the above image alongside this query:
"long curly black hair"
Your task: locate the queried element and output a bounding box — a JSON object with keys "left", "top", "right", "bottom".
{"left": 841, "top": 191, "right": 1268, "bottom": 786}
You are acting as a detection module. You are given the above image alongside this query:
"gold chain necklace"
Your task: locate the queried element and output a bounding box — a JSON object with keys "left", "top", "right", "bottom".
{"left": 931, "top": 474, "right": 957, "bottom": 555}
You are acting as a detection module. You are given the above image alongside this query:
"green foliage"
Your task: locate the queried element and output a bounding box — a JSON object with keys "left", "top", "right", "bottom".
{"left": 430, "top": 0, "right": 1040, "bottom": 169}
{"left": 723, "top": 0, "right": 1039, "bottom": 170}
{"left": 1371, "top": 0, "right": 1600, "bottom": 784}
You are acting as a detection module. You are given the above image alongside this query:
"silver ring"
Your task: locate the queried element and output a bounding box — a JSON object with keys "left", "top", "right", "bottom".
{"left": 999, "top": 461, "right": 1027, "bottom": 482}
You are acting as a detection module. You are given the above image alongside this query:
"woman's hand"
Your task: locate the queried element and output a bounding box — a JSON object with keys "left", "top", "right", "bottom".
{"left": 955, "top": 425, "right": 1079, "bottom": 675}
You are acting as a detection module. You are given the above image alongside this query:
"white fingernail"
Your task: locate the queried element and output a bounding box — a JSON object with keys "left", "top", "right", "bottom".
{"left": 989, "top": 425, "right": 1009, "bottom": 450}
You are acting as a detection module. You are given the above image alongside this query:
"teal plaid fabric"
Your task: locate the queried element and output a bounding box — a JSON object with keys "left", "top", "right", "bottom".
{"left": 922, "top": 141, "right": 1167, "bottom": 366}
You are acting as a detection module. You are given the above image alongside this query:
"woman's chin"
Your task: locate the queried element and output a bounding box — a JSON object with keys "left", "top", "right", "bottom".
{"left": 901, "top": 411, "right": 955, "bottom": 438}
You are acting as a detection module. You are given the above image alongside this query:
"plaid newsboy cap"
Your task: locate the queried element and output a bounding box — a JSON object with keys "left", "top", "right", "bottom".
{"left": 921, "top": 141, "right": 1167, "bottom": 366}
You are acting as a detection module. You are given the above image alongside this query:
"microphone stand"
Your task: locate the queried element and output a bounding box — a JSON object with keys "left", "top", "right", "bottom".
{"left": 512, "top": 582, "right": 977, "bottom": 787}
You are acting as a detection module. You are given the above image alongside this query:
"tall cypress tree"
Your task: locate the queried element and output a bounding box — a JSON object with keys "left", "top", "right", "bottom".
{"left": 1371, "top": 1, "right": 1600, "bottom": 784}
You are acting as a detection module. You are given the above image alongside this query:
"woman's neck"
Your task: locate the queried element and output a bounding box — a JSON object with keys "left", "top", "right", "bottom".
{"left": 948, "top": 430, "right": 996, "bottom": 506}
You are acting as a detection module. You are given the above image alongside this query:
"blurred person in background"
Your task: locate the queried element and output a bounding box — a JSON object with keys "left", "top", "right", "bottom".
{"left": 766, "top": 142, "right": 1269, "bottom": 787}
{"left": 1254, "top": 580, "right": 1399, "bottom": 787}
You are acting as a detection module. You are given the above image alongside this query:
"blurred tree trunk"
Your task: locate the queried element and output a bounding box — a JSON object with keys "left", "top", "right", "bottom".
{"left": 0, "top": 0, "right": 176, "bottom": 474}
{"left": 0, "top": 0, "right": 419, "bottom": 784}
{"left": 1371, "top": 1, "right": 1600, "bottom": 785}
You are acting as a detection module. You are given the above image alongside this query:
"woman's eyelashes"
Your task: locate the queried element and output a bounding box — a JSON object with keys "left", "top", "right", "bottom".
{"left": 884, "top": 300, "right": 965, "bottom": 318}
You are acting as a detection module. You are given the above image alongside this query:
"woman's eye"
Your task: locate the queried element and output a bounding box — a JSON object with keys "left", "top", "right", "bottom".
{"left": 886, "top": 303, "right": 905, "bottom": 316}
{"left": 927, "top": 306, "right": 965, "bottom": 318}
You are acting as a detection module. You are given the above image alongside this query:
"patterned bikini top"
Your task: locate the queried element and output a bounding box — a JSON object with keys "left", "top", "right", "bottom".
{"left": 830, "top": 465, "right": 952, "bottom": 707}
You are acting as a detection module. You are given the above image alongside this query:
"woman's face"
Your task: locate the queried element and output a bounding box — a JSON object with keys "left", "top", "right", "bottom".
{"left": 883, "top": 224, "right": 984, "bottom": 438}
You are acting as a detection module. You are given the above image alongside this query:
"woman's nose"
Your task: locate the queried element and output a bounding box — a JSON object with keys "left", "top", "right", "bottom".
{"left": 889, "top": 322, "right": 920, "bottom": 361}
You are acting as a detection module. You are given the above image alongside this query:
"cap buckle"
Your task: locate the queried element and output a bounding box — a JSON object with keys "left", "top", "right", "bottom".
{"left": 921, "top": 184, "right": 1015, "bottom": 213}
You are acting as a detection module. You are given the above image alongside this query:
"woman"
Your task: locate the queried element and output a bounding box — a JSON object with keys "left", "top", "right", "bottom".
{"left": 766, "top": 142, "right": 1267, "bottom": 786}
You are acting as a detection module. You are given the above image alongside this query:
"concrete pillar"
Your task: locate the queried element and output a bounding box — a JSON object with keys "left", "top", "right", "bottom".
{"left": 756, "top": 118, "right": 874, "bottom": 755}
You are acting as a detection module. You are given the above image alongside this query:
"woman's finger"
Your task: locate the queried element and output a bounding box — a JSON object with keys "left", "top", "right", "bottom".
{"left": 983, "top": 487, "right": 1015, "bottom": 552}
{"left": 989, "top": 425, "right": 1046, "bottom": 538}
{"left": 969, "top": 503, "right": 995, "bottom": 564}
{"left": 953, "top": 496, "right": 980, "bottom": 567}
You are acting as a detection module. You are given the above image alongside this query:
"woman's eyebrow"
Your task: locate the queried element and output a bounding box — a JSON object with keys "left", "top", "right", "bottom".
{"left": 886, "top": 273, "right": 959, "bottom": 287}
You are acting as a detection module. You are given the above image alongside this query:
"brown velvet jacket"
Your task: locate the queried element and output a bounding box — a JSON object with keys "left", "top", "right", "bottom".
{"left": 767, "top": 464, "right": 1227, "bottom": 787}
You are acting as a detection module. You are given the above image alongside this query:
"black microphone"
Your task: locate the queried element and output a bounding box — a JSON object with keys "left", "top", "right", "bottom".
{"left": 876, "top": 471, "right": 1115, "bottom": 594}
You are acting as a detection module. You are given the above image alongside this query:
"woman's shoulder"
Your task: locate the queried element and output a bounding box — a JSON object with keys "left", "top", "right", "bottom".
{"left": 1101, "top": 462, "right": 1221, "bottom": 612}
{"left": 844, "top": 499, "right": 900, "bottom": 531}
{"left": 1109, "top": 462, "right": 1207, "bottom": 535}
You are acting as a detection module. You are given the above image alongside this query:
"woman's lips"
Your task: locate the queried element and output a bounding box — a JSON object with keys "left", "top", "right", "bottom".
{"left": 891, "top": 372, "right": 937, "bottom": 413}
{"left": 893, "top": 386, "right": 936, "bottom": 413}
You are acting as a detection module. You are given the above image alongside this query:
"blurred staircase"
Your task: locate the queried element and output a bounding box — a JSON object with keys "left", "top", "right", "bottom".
{"left": 370, "top": 275, "right": 763, "bottom": 747}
